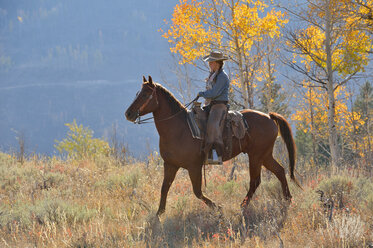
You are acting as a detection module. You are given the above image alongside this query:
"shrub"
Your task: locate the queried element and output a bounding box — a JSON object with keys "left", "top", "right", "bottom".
{"left": 318, "top": 176, "right": 353, "bottom": 200}
{"left": 0, "top": 198, "right": 96, "bottom": 230}
{"left": 366, "top": 192, "right": 373, "bottom": 213}
{"left": 55, "top": 120, "right": 110, "bottom": 161}
{"left": 0, "top": 174, "right": 21, "bottom": 195}
{"left": 96, "top": 168, "right": 141, "bottom": 191}
{"left": 218, "top": 180, "right": 239, "bottom": 197}
{"left": 0, "top": 152, "right": 15, "bottom": 166}
{"left": 353, "top": 177, "right": 373, "bottom": 211}
{"left": 0, "top": 162, "right": 32, "bottom": 196}
{"left": 321, "top": 214, "right": 367, "bottom": 247}
{"left": 0, "top": 201, "right": 32, "bottom": 230}
{"left": 36, "top": 172, "right": 66, "bottom": 190}
{"left": 32, "top": 198, "right": 96, "bottom": 225}
{"left": 259, "top": 178, "right": 283, "bottom": 201}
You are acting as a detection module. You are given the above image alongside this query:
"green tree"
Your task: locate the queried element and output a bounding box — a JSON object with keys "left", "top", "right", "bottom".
{"left": 55, "top": 120, "right": 110, "bottom": 160}
{"left": 355, "top": 81, "right": 373, "bottom": 119}
{"left": 258, "top": 78, "right": 290, "bottom": 117}
{"left": 353, "top": 81, "right": 373, "bottom": 160}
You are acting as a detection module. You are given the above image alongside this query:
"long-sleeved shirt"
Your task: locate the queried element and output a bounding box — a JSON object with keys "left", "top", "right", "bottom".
{"left": 198, "top": 69, "right": 229, "bottom": 102}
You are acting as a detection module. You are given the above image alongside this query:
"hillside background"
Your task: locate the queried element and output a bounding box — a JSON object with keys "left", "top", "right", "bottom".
{"left": 0, "top": 0, "right": 185, "bottom": 157}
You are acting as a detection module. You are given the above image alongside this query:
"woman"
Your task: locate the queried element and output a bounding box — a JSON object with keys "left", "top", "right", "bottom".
{"left": 197, "top": 51, "right": 230, "bottom": 164}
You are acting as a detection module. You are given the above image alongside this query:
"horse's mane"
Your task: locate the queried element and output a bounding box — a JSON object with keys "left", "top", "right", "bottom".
{"left": 152, "top": 83, "right": 186, "bottom": 114}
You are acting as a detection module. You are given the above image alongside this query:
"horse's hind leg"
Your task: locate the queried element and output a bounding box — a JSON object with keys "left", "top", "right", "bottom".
{"left": 263, "top": 155, "right": 292, "bottom": 201}
{"left": 241, "top": 156, "right": 262, "bottom": 208}
{"left": 157, "top": 163, "right": 179, "bottom": 216}
{"left": 188, "top": 166, "right": 217, "bottom": 209}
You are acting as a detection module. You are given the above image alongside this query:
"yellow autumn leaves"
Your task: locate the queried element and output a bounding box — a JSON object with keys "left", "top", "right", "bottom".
{"left": 162, "top": 0, "right": 287, "bottom": 65}
{"left": 351, "top": 0, "right": 373, "bottom": 33}
{"left": 291, "top": 26, "right": 371, "bottom": 77}
{"left": 162, "top": 0, "right": 221, "bottom": 64}
{"left": 292, "top": 84, "right": 367, "bottom": 157}
{"left": 288, "top": 0, "right": 373, "bottom": 77}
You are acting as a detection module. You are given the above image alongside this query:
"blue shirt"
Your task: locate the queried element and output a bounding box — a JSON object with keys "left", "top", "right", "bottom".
{"left": 198, "top": 69, "right": 229, "bottom": 102}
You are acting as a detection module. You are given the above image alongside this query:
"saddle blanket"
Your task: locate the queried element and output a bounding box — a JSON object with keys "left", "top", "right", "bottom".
{"left": 187, "top": 109, "right": 248, "bottom": 140}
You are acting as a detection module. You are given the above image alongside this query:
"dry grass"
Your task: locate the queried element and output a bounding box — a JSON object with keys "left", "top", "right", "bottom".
{"left": 0, "top": 152, "right": 372, "bottom": 247}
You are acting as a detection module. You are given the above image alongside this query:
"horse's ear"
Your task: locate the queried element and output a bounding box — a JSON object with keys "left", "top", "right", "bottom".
{"left": 142, "top": 75, "right": 147, "bottom": 83}
{"left": 148, "top": 76, "right": 153, "bottom": 85}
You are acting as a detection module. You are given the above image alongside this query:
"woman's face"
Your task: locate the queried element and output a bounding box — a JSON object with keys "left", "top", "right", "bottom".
{"left": 208, "top": 61, "right": 220, "bottom": 72}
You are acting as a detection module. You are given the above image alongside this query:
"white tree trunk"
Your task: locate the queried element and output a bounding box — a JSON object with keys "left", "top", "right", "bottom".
{"left": 325, "top": 0, "right": 340, "bottom": 167}
{"left": 308, "top": 88, "right": 318, "bottom": 163}
{"left": 235, "top": 46, "right": 249, "bottom": 108}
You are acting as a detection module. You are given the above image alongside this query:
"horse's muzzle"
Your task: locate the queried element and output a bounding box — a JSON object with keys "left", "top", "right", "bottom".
{"left": 125, "top": 109, "right": 138, "bottom": 122}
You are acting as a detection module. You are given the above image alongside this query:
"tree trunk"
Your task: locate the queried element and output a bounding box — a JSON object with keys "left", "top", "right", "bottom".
{"left": 266, "top": 56, "right": 273, "bottom": 112}
{"left": 245, "top": 65, "right": 255, "bottom": 108}
{"left": 325, "top": 0, "right": 340, "bottom": 167}
{"left": 238, "top": 54, "right": 249, "bottom": 108}
{"left": 365, "top": 87, "right": 372, "bottom": 161}
{"left": 308, "top": 88, "right": 318, "bottom": 164}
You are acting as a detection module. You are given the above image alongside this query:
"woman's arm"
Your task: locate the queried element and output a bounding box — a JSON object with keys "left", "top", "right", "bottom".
{"left": 198, "top": 73, "right": 228, "bottom": 99}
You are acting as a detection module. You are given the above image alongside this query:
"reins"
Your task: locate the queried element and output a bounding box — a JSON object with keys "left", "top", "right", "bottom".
{"left": 134, "top": 87, "right": 199, "bottom": 124}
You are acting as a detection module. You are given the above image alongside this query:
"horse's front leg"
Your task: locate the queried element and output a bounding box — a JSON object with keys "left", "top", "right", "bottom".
{"left": 188, "top": 165, "right": 217, "bottom": 209}
{"left": 156, "top": 162, "right": 179, "bottom": 216}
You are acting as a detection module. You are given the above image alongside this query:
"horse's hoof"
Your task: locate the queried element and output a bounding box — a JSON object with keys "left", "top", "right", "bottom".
{"left": 240, "top": 199, "right": 249, "bottom": 209}
{"left": 156, "top": 209, "right": 165, "bottom": 217}
{"left": 282, "top": 195, "right": 292, "bottom": 207}
{"left": 240, "top": 200, "right": 250, "bottom": 216}
{"left": 213, "top": 204, "right": 222, "bottom": 210}
{"left": 240, "top": 202, "right": 248, "bottom": 210}
{"left": 215, "top": 205, "right": 224, "bottom": 216}
{"left": 154, "top": 215, "right": 162, "bottom": 224}
{"left": 240, "top": 205, "right": 250, "bottom": 218}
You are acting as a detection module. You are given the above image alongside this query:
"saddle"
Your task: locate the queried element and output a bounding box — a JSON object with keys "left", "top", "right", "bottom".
{"left": 187, "top": 102, "right": 249, "bottom": 159}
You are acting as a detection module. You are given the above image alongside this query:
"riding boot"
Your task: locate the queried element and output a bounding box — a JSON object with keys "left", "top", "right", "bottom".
{"left": 215, "top": 142, "right": 224, "bottom": 164}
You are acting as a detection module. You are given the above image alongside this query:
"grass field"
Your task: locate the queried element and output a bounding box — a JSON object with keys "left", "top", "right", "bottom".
{"left": 0, "top": 151, "right": 372, "bottom": 247}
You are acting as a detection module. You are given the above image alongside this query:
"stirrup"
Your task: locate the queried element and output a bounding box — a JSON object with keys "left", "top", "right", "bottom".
{"left": 207, "top": 149, "right": 222, "bottom": 165}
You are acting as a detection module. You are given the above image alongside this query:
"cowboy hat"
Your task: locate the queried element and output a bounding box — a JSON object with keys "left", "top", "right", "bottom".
{"left": 202, "top": 51, "right": 228, "bottom": 62}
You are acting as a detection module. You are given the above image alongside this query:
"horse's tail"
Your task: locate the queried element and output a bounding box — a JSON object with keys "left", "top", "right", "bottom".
{"left": 269, "top": 112, "right": 302, "bottom": 189}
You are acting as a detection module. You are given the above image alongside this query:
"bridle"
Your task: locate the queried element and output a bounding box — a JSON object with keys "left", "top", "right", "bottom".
{"left": 133, "top": 84, "right": 198, "bottom": 124}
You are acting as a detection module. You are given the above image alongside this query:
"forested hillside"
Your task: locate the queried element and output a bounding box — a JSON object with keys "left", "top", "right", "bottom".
{"left": 0, "top": 0, "right": 177, "bottom": 156}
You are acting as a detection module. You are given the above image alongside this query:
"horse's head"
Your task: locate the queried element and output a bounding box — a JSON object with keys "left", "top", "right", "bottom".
{"left": 125, "top": 76, "right": 159, "bottom": 122}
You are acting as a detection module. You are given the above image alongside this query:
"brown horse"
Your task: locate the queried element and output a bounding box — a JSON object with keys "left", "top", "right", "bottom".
{"left": 125, "top": 76, "right": 299, "bottom": 216}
